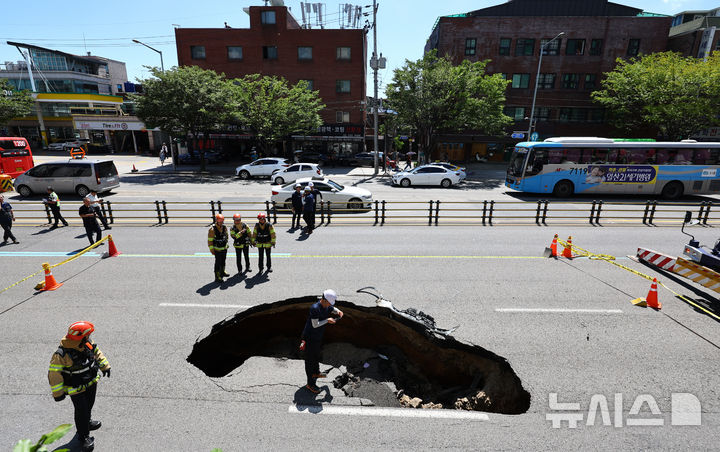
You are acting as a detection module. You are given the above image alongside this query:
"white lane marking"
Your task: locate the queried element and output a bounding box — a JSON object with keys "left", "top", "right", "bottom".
{"left": 159, "top": 303, "right": 251, "bottom": 309}
{"left": 495, "top": 308, "right": 622, "bottom": 314}
{"left": 289, "top": 404, "right": 490, "bottom": 420}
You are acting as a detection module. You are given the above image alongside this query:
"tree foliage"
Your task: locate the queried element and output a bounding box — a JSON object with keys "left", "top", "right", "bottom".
{"left": 385, "top": 50, "right": 512, "bottom": 159}
{"left": 592, "top": 51, "right": 720, "bottom": 139}
{"left": 0, "top": 79, "right": 34, "bottom": 126}
{"left": 133, "top": 66, "right": 235, "bottom": 170}
{"left": 230, "top": 75, "right": 324, "bottom": 154}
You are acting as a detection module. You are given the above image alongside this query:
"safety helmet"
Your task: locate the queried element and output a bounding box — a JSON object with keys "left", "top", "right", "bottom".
{"left": 215, "top": 214, "right": 224, "bottom": 221}
{"left": 233, "top": 213, "right": 242, "bottom": 221}
{"left": 257, "top": 213, "right": 266, "bottom": 220}
{"left": 66, "top": 321, "right": 95, "bottom": 340}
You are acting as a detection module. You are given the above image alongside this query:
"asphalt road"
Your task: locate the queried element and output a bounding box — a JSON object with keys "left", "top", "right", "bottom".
{"left": 0, "top": 223, "right": 718, "bottom": 450}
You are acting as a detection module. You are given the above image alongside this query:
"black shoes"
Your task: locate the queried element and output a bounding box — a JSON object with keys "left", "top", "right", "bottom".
{"left": 80, "top": 435, "right": 95, "bottom": 451}
{"left": 89, "top": 420, "right": 102, "bottom": 431}
{"left": 305, "top": 384, "right": 321, "bottom": 394}
{"left": 267, "top": 267, "right": 273, "bottom": 273}
{"left": 222, "top": 272, "right": 231, "bottom": 277}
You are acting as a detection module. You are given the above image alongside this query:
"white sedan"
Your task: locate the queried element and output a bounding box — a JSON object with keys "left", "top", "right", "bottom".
{"left": 235, "top": 158, "right": 290, "bottom": 179}
{"left": 271, "top": 177, "right": 373, "bottom": 210}
{"left": 392, "top": 164, "right": 464, "bottom": 188}
{"left": 272, "top": 163, "right": 322, "bottom": 185}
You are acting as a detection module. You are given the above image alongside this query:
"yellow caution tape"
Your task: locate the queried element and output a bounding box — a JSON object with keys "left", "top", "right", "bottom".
{"left": 0, "top": 236, "right": 110, "bottom": 294}
{"left": 557, "top": 239, "right": 720, "bottom": 321}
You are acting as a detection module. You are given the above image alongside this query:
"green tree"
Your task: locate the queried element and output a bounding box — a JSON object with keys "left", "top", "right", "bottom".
{"left": 133, "top": 66, "right": 236, "bottom": 171}
{"left": 0, "top": 79, "right": 34, "bottom": 126}
{"left": 592, "top": 51, "right": 720, "bottom": 139}
{"left": 385, "top": 50, "right": 512, "bottom": 161}
{"left": 230, "top": 75, "right": 324, "bottom": 155}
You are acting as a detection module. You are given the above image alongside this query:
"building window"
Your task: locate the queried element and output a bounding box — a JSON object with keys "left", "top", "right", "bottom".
{"left": 190, "top": 46, "right": 205, "bottom": 59}
{"left": 565, "top": 39, "right": 585, "bottom": 55}
{"left": 504, "top": 107, "right": 526, "bottom": 121}
{"left": 261, "top": 10, "right": 276, "bottom": 24}
{"left": 537, "top": 73, "right": 555, "bottom": 89}
{"left": 227, "top": 46, "right": 243, "bottom": 60}
{"left": 263, "top": 46, "right": 278, "bottom": 60}
{"left": 534, "top": 107, "right": 551, "bottom": 121}
{"left": 559, "top": 107, "right": 588, "bottom": 122}
{"left": 465, "top": 38, "right": 476, "bottom": 56}
{"left": 298, "top": 47, "right": 313, "bottom": 60}
{"left": 562, "top": 73, "right": 579, "bottom": 89}
{"left": 515, "top": 39, "right": 535, "bottom": 56}
{"left": 627, "top": 39, "right": 641, "bottom": 56}
{"left": 336, "top": 111, "right": 350, "bottom": 123}
{"left": 499, "top": 38, "right": 511, "bottom": 55}
{"left": 511, "top": 74, "right": 530, "bottom": 89}
{"left": 299, "top": 79, "right": 314, "bottom": 91}
{"left": 584, "top": 74, "right": 597, "bottom": 90}
{"left": 590, "top": 39, "right": 603, "bottom": 56}
{"left": 588, "top": 108, "right": 605, "bottom": 123}
{"left": 336, "top": 80, "right": 351, "bottom": 93}
{"left": 337, "top": 47, "right": 351, "bottom": 60}
{"left": 540, "top": 38, "right": 561, "bottom": 55}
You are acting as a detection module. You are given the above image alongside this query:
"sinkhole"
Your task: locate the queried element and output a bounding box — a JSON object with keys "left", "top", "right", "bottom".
{"left": 188, "top": 295, "right": 531, "bottom": 414}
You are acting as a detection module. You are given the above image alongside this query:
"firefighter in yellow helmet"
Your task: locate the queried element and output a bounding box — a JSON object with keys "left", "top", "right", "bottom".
{"left": 252, "top": 213, "right": 276, "bottom": 272}
{"left": 208, "top": 213, "right": 229, "bottom": 282}
{"left": 48, "top": 321, "right": 110, "bottom": 452}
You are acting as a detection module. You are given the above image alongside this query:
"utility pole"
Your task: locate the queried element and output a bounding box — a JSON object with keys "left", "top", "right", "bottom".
{"left": 369, "top": 0, "right": 385, "bottom": 176}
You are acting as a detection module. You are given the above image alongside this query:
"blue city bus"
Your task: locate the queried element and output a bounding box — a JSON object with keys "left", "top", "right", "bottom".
{"left": 505, "top": 137, "right": 720, "bottom": 199}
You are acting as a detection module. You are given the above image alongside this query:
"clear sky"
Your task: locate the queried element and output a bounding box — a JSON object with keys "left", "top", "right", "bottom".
{"left": 1, "top": 0, "right": 717, "bottom": 95}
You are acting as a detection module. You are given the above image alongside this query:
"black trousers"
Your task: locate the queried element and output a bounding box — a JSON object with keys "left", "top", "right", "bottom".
{"left": 304, "top": 340, "right": 322, "bottom": 386}
{"left": 91, "top": 205, "right": 109, "bottom": 228}
{"left": 292, "top": 209, "right": 302, "bottom": 228}
{"left": 303, "top": 211, "right": 315, "bottom": 230}
{"left": 84, "top": 222, "right": 102, "bottom": 245}
{"left": 49, "top": 205, "right": 68, "bottom": 226}
{"left": 1, "top": 222, "right": 15, "bottom": 242}
{"left": 214, "top": 250, "right": 227, "bottom": 278}
{"left": 258, "top": 246, "right": 271, "bottom": 270}
{"left": 70, "top": 383, "right": 97, "bottom": 439}
{"left": 235, "top": 246, "right": 250, "bottom": 272}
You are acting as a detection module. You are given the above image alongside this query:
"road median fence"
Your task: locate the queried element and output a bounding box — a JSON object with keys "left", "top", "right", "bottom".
{"left": 8, "top": 199, "right": 718, "bottom": 227}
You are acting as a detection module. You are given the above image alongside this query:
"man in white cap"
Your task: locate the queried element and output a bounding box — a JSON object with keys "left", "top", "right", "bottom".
{"left": 291, "top": 183, "right": 303, "bottom": 230}
{"left": 301, "top": 289, "right": 344, "bottom": 393}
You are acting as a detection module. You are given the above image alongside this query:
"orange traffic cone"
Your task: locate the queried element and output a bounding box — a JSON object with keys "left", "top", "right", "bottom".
{"left": 646, "top": 278, "right": 661, "bottom": 310}
{"left": 107, "top": 235, "right": 121, "bottom": 257}
{"left": 40, "top": 263, "right": 63, "bottom": 291}
{"left": 131, "top": 164, "right": 138, "bottom": 173}
{"left": 550, "top": 234, "right": 558, "bottom": 257}
{"left": 562, "top": 236, "right": 573, "bottom": 259}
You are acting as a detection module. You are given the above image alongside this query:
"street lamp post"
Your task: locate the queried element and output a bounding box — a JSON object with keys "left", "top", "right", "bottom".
{"left": 132, "top": 39, "right": 164, "bottom": 72}
{"left": 527, "top": 31, "right": 564, "bottom": 141}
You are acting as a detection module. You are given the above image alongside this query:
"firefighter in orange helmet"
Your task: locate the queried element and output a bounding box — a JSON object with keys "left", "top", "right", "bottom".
{"left": 48, "top": 321, "right": 110, "bottom": 452}
{"left": 208, "top": 213, "right": 230, "bottom": 282}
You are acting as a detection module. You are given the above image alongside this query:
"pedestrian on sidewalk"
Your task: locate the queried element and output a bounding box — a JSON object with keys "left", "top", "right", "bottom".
{"left": 208, "top": 214, "right": 229, "bottom": 282}
{"left": 291, "top": 183, "right": 303, "bottom": 230}
{"left": 85, "top": 190, "right": 111, "bottom": 230}
{"left": 44, "top": 187, "right": 68, "bottom": 229}
{"left": 404, "top": 153, "right": 413, "bottom": 171}
{"left": 0, "top": 194, "right": 18, "bottom": 244}
{"left": 301, "top": 289, "right": 343, "bottom": 393}
{"left": 252, "top": 213, "right": 275, "bottom": 272}
{"left": 48, "top": 321, "right": 110, "bottom": 452}
{"left": 230, "top": 213, "right": 252, "bottom": 274}
{"left": 78, "top": 198, "right": 102, "bottom": 246}
{"left": 302, "top": 187, "right": 315, "bottom": 234}
{"left": 160, "top": 142, "right": 168, "bottom": 166}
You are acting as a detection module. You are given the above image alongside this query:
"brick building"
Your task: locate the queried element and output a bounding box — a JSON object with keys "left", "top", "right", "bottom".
{"left": 175, "top": 5, "right": 367, "bottom": 159}
{"left": 424, "top": 0, "right": 672, "bottom": 161}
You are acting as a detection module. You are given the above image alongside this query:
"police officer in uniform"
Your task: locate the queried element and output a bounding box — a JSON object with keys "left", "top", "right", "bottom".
{"left": 252, "top": 213, "right": 276, "bottom": 272}
{"left": 48, "top": 321, "right": 110, "bottom": 452}
{"left": 208, "top": 213, "right": 230, "bottom": 282}
{"left": 291, "top": 183, "right": 303, "bottom": 230}
{"left": 230, "top": 213, "right": 252, "bottom": 273}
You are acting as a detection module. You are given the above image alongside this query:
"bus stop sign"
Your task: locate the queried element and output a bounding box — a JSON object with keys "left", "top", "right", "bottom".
{"left": 511, "top": 132, "right": 525, "bottom": 139}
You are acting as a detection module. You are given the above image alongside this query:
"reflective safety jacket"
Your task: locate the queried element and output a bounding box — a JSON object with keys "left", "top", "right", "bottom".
{"left": 48, "top": 337, "right": 110, "bottom": 398}
{"left": 230, "top": 223, "right": 251, "bottom": 248}
{"left": 208, "top": 224, "right": 229, "bottom": 251}
{"left": 253, "top": 222, "right": 276, "bottom": 248}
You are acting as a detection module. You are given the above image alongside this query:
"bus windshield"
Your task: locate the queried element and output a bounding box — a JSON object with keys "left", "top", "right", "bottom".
{"left": 507, "top": 147, "right": 529, "bottom": 177}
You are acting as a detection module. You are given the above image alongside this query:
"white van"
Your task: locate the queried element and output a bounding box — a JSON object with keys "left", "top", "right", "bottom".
{"left": 14, "top": 159, "right": 120, "bottom": 197}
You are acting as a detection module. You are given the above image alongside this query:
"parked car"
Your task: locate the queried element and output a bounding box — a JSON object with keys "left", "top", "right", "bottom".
{"left": 391, "top": 164, "right": 464, "bottom": 188}
{"left": 272, "top": 163, "right": 322, "bottom": 185}
{"left": 46, "top": 141, "right": 72, "bottom": 151}
{"left": 349, "top": 152, "right": 385, "bottom": 167}
{"left": 235, "top": 158, "right": 291, "bottom": 179}
{"left": 432, "top": 162, "right": 467, "bottom": 181}
{"left": 295, "top": 150, "right": 327, "bottom": 164}
{"left": 271, "top": 177, "right": 373, "bottom": 211}
{"left": 14, "top": 159, "right": 120, "bottom": 197}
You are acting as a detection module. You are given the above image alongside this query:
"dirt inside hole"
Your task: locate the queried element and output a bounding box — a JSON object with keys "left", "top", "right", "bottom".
{"left": 188, "top": 296, "right": 531, "bottom": 414}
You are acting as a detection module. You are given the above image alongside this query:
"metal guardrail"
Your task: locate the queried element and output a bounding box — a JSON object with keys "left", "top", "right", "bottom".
{"left": 10, "top": 200, "right": 717, "bottom": 227}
